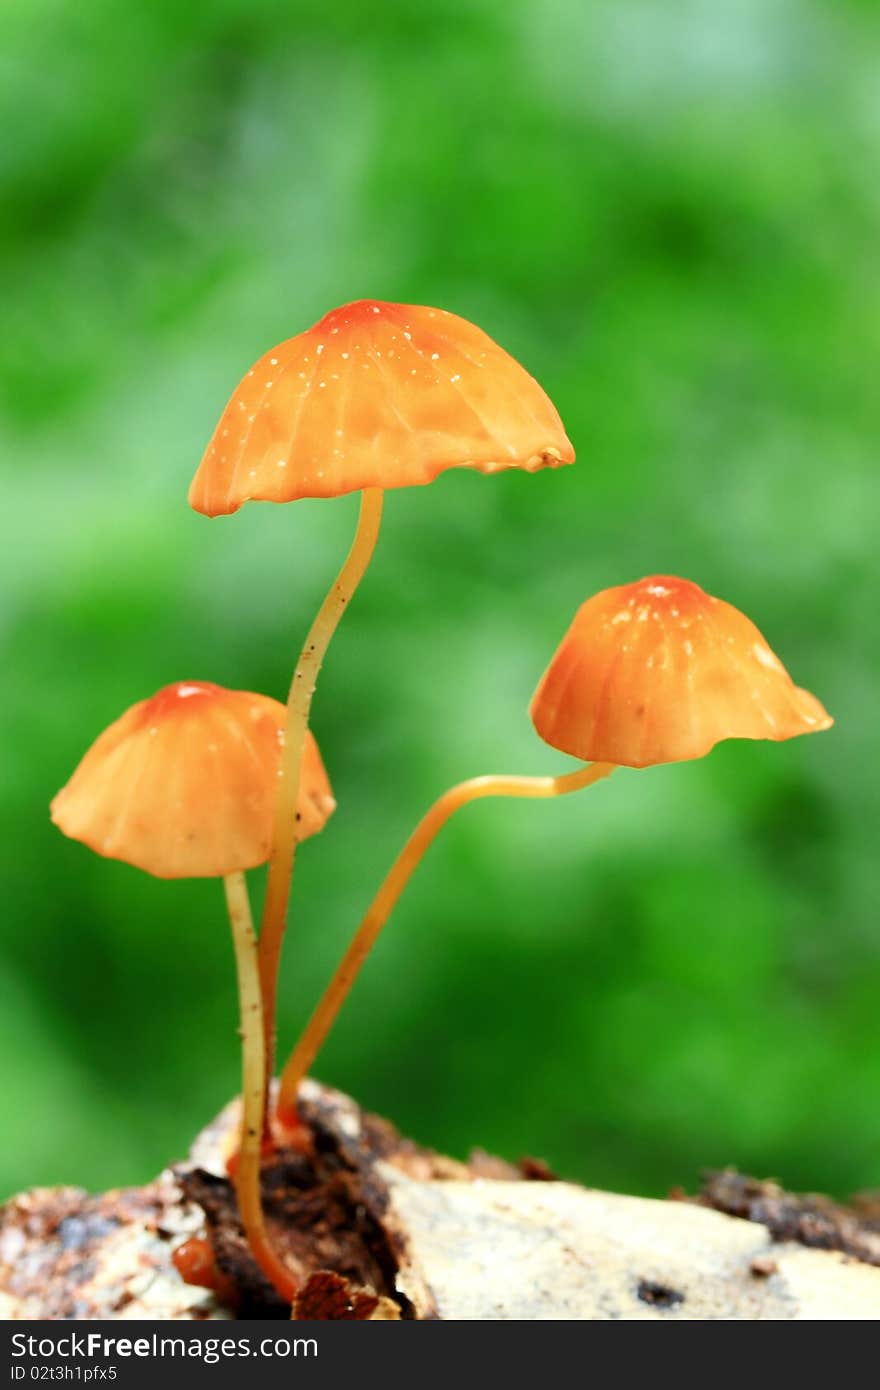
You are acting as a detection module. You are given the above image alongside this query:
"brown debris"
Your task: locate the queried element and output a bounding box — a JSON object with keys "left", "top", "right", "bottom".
{"left": 178, "top": 1160, "right": 398, "bottom": 1318}
{"left": 517, "top": 1155, "right": 558, "bottom": 1182}
{"left": 292, "top": 1270, "right": 400, "bottom": 1321}
{"left": 695, "top": 1170, "right": 880, "bottom": 1267}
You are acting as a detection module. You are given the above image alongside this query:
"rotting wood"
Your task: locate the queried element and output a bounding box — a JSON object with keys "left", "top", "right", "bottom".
{"left": 2, "top": 1081, "right": 879, "bottom": 1321}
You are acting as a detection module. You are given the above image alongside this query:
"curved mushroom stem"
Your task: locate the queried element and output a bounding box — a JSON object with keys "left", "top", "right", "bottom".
{"left": 224, "top": 871, "right": 299, "bottom": 1303}
{"left": 259, "top": 486, "right": 384, "bottom": 1092}
{"left": 275, "top": 761, "right": 617, "bottom": 1127}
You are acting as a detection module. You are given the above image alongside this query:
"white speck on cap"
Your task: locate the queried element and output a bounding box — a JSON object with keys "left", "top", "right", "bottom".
{"left": 753, "top": 643, "right": 782, "bottom": 670}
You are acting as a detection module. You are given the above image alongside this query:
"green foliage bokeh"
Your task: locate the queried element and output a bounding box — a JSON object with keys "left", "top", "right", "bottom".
{"left": 2, "top": 0, "right": 877, "bottom": 1201}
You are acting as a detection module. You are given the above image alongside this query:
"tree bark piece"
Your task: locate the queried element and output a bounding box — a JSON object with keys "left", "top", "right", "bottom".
{"left": 0, "top": 1174, "right": 219, "bottom": 1321}
{"left": 385, "top": 1175, "right": 880, "bottom": 1319}
{"left": 2, "top": 1081, "right": 879, "bottom": 1320}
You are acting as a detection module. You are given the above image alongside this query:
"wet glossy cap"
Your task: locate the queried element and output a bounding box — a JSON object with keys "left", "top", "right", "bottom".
{"left": 531, "top": 576, "right": 833, "bottom": 768}
{"left": 189, "top": 299, "right": 574, "bottom": 515}
{"left": 51, "top": 682, "right": 335, "bottom": 878}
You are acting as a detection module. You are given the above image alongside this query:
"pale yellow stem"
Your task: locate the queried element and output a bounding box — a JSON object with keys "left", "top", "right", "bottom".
{"left": 258, "top": 487, "right": 384, "bottom": 1083}
{"left": 224, "top": 871, "right": 298, "bottom": 1303}
{"left": 277, "top": 761, "right": 617, "bottom": 1123}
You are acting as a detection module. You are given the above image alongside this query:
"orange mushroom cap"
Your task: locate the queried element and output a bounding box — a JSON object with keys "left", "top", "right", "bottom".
{"left": 50, "top": 681, "right": 335, "bottom": 879}
{"left": 531, "top": 576, "right": 833, "bottom": 769}
{"left": 189, "top": 299, "right": 574, "bottom": 515}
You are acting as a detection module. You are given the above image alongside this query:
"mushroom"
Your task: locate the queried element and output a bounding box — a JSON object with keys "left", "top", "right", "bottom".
{"left": 50, "top": 680, "right": 335, "bottom": 1303}
{"left": 274, "top": 575, "right": 832, "bottom": 1124}
{"left": 188, "top": 299, "right": 574, "bottom": 1089}
{"left": 530, "top": 575, "right": 833, "bottom": 767}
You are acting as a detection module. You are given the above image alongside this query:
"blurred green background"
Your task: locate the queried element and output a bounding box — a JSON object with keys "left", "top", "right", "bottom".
{"left": 2, "top": 0, "right": 877, "bottom": 1204}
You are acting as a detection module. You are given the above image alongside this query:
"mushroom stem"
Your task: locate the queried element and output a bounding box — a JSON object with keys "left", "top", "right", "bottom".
{"left": 224, "top": 871, "right": 299, "bottom": 1303}
{"left": 259, "top": 486, "right": 384, "bottom": 1087}
{"left": 276, "top": 761, "right": 617, "bottom": 1124}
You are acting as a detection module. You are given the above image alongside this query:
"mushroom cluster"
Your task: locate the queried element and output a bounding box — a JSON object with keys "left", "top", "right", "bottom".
{"left": 51, "top": 299, "right": 832, "bottom": 1309}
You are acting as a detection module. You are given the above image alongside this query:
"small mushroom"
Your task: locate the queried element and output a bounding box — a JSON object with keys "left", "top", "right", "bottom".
{"left": 275, "top": 576, "right": 831, "bottom": 1123}
{"left": 50, "top": 680, "right": 335, "bottom": 1303}
{"left": 189, "top": 299, "right": 574, "bottom": 1089}
{"left": 531, "top": 575, "right": 832, "bottom": 767}
{"left": 51, "top": 680, "right": 334, "bottom": 877}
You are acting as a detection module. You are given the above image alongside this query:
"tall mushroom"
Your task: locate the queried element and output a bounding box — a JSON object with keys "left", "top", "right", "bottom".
{"left": 50, "top": 680, "right": 335, "bottom": 1303}
{"left": 188, "top": 299, "right": 575, "bottom": 1088}
{"left": 275, "top": 576, "right": 832, "bottom": 1123}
